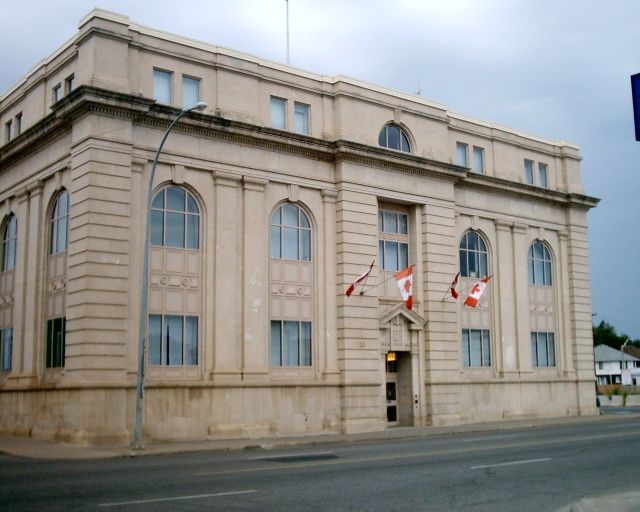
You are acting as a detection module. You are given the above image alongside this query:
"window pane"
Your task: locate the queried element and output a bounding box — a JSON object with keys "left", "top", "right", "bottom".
{"left": 56, "top": 216, "right": 67, "bottom": 253}
{"left": 524, "top": 159, "right": 534, "bottom": 184}
{"left": 187, "top": 195, "right": 198, "bottom": 214}
{"left": 534, "top": 259, "right": 544, "bottom": 285}
{"left": 59, "top": 192, "right": 68, "bottom": 215}
{"left": 456, "top": 142, "right": 468, "bottom": 166}
{"left": 482, "top": 331, "right": 491, "bottom": 366}
{"left": 387, "top": 125, "right": 400, "bottom": 150}
{"left": 166, "top": 315, "right": 183, "bottom": 365}
{"left": 400, "top": 131, "right": 410, "bottom": 152}
{"left": 534, "top": 242, "right": 544, "bottom": 259}
{"left": 384, "top": 241, "right": 398, "bottom": 271}
{"left": 537, "top": 333, "right": 548, "bottom": 366}
{"left": 270, "top": 226, "right": 281, "bottom": 258}
{"left": 282, "top": 227, "right": 298, "bottom": 259}
{"left": 282, "top": 204, "right": 298, "bottom": 227}
{"left": 270, "top": 321, "right": 281, "bottom": 367}
{"left": 378, "top": 211, "right": 383, "bottom": 232}
{"left": 300, "top": 229, "right": 310, "bottom": 261}
{"left": 472, "top": 146, "right": 484, "bottom": 173}
{"left": 152, "top": 190, "right": 164, "bottom": 209}
{"left": 480, "top": 253, "right": 488, "bottom": 278}
{"left": 398, "top": 214, "right": 408, "bottom": 235}
{"left": 528, "top": 257, "right": 535, "bottom": 285}
{"left": 186, "top": 214, "right": 199, "bottom": 249}
{"left": 460, "top": 250, "right": 468, "bottom": 277}
{"left": 538, "top": 163, "right": 548, "bottom": 188}
{"left": 150, "top": 210, "right": 164, "bottom": 245}
{"left": 383, "top": 212, "right": 397, "bottom": 233}
{"left": 182, "top": 76, "right": 200, "bottom": 107}
{"left": 270, "top": 97, "right": 286, "bottom": 129}
{"left": 185, "top": 316, "right": 198, "bottom": 365}
{"left": 165, "top": 212, "right": 185, "bottom": 247}
{"left": 148, "top": 315, "right": 162, "bottom": 365}
{"left": 283, "top": 321, "right": 299, "bottom": 366}
{"left": 467, "top": 232, "right": 478, "bottom": 251}
{"left": 547, "top": 333, "right": 556, "bottom": 366}
{"left": 294, "top": 103, "right": 309, "bottom": 135}
{"left": 153, "top": 69, "right": 172, "bottom": 105}
{"left": 468, "top": 251, "right": 478, "bottom": 278}
{"left": 271, "top": 206, "right": 281, "bottom": 226}
{"left": 300, "top": 322, "right": 311, "bottom": 366}
{"left": 470, "top": 330, "right": 482, "bottom": 366}
{"left": 531, "top": 333, "right": 537, "bottom": 366}
{"left": 1, "top": 328, "right": 12, "bottom": 371}
{"left": 544, "top": 261, "right": 552, "bottom": 286}
{"left": 166, "top": 187, "right": 185, "bottom": 212}
{"left": 462, "top": 330, "right": 470, "bottom": 367}
{"left": 398, "top": 243, "right": 408, "bottom": 269}
{"left": 299, "top": 210, "right": 310, "bottom": 229}
{"left": 378, "top": 240, "right": 384, "bottom": 269}
{"left": 378, "top": 127, "right": 386, "bottom": 147}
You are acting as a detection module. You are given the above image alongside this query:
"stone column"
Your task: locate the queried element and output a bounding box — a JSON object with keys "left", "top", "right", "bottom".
{"left": 495, "top": 220, "right": 516, "bottom": 376}
{"left": 322, "top": 190, "right": 339, "bottom": 382}
{"left": 513, "top": 223, "right": 531, "bottom": 372}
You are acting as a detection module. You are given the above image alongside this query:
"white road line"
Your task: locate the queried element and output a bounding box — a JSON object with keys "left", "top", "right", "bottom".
{"left": 97, "top": 489, "right": 257, "bottom": 507}
{"left": 462, "top": 434, "right": 518, "bottom": 443}
{"left": 247, "top": 451, "right": 335, "bottom": 460}
{"left": 470, "top": 457, "right": 551, "bottom": 470}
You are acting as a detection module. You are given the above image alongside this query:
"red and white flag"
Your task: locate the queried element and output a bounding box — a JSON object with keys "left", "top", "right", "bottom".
{"left": 450, "top": 271, "right": 460, "bottom": 300}
{"left": 464, "top": 276, "right": 490, "bottom": 308}
{"left": 345, "top": 261, "right": 374, "bottom": 297}
{"left": 394, "top": 266, "right": 414, "bottom": 310}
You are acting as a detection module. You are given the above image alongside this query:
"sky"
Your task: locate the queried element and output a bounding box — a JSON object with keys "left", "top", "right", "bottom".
{"left": 1, "top": 0, "right": 639, "bottom": 338}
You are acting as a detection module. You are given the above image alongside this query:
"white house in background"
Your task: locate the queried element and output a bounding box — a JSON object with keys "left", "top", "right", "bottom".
{"left": 594, "top": 345, "right": 640, "bottom": 385}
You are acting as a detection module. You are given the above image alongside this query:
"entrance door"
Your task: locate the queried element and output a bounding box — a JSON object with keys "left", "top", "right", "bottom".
{"left": 386, "top": 355, "right": 399, "bottom": 425}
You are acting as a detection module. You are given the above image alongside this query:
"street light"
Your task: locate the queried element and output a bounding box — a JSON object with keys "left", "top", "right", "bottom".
{"left": 132, "top": 101, "right": 207, "bottom": 449}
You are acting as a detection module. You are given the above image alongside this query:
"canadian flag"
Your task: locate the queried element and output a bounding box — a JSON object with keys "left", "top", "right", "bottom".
{"left": 394, "top": 266, "right": 414, "bottom": 310}
{"left": 450, "top": 271, "right": 460, "bottom": 300}
{"left": 345, "top": 261, "right": 374, "bottom": 297}
{"left": 464, "top": 276, "right": 490, "bottom": 308}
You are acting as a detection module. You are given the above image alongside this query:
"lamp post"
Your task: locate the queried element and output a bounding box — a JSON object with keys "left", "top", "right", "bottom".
{"left": 132, "top": 101, "right": 207, "bottom": 449}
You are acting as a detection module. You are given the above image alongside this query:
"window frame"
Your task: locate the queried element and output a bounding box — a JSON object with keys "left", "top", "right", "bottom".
{"left": 270, "top": 320, "right": 312, "bottom": 367}
{"left": 49, "top": 191, "right": 69, "bottom": 255}
{"left": 472, "top": 146, "right": 485, "bottom": 173}
{"left": 524, "top": 159, "right": 534, "bottom": 185}
{"left": 456, "top": 142, "right": 469, "bottom": 167}
{"left": 269, "top": 203, "right": 311, "bottom": 262}
{"left": 15, "top": 113, "right": 22, "bottom": 136}
{"left": 150, "top": 186, "right": 200, "bottom": 250}
{"left": 531, "top": 331, "right": 556, "bottom": 367}
{"left": 459, "top": 230, "right": 489, "bottom": 279}
{"left": 52, "top": 83, "right": 62, "bottom": 104}
{"left": 528, "top": 240, "right": 553, "bottom": 286}
{"left": 538, "top": 162, "right": 548, "bottom": 188}
{"left": 1, "top": 214, "right": 17, "bottom": 272}
{"left": 293, "top": 102, "right": 310, "bottom": 135}
{"left": 378, "top": 123, "right": 411, "bottom": 153}
{"left": 148, "top": 314, "right": 198, "bottom": 367}
{"left": 64, "top": 74, "right": 75, "bottom": 95}
{"left": 153, "top": 68, "right": 173, "bottom": 105}
{"left": 45, "top": 317, "right": 65, "bottom": 368}
{"left": 5, "top": 120, "right": 12, "bottom": 143}
{"left": 462, "top": 328, "right": 491, "bottom": 368}
{"left": 378, "top": 209, "right": 409, "bottom": 272}
{"left": 182, "top": 75, "right": 200, "bottom": 108}
{"left": 0, "top": 327, "right": 11, "bottom": 372}
{"left": 270, "top": 96, "right": 287, "bottom": 130}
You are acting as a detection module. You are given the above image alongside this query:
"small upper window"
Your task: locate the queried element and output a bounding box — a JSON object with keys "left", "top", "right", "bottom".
{"left": 4, "top": 120, "right": 11, "bottom": 143}
{"left": 52, "top": 84, "right": 62, "bottom": 104}
{"left": 1, "top": 215, "right": 17, "bottom": 272}
{"left": 153, "top": 69, "right": 172, "bottom": 105}
{"left": 378, "top": 123, "right": 411, "bottom": 153}
{"left": 294, "top": 102, "right": 309, "bottom": 135}
{"left": 524, "top": 159, "right": 535, "bottom": 185}
{"left": 182, "top": 76, "right": 200, "bottom": 108}
{"left": 538, "top": 163, "right": 548, "bottom": 188}
{"left": 456, "top": 142, "right": 468, "bottom": 167}
{"left": 269, "top": 203, "right": 311, "bottom": 261}
{"left": 270, "top": 97, "right": 286, "bottom": 130}
{"left": 378, "top": 210, "right": 409, "bottom": 272}
{"left": 472, "top": 146, "right": 484, "bottom": 173}
{"left": 150, "top": 186, "right": 200, "bottom": 249}
{"left": 15, "top": 113, "right": 22, "bottom": 136}
{"left": 459, "top": 231, "right": 488, "bottom": 278}
{"left": 528, "top": 240, "right": 552, "bottom": 286}
{"left": 64, "top": 74, "right": 75, "bottom": 95}
{"left": 49, "top": 191, "right": 69, "bottom": 255}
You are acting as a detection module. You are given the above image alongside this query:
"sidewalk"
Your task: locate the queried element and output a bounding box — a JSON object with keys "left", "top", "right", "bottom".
{"left": 1, "top": 410, "right": 636, "bottom": 461}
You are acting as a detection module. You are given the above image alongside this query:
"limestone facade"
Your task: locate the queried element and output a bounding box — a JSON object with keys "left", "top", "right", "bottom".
{"left": 0, "top": 9, "right": 598, "bottom": 444}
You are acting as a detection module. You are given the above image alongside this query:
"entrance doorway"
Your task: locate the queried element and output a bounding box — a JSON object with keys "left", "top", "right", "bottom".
{"left": 385, "top": 351, "right": 412, "bottom": 426}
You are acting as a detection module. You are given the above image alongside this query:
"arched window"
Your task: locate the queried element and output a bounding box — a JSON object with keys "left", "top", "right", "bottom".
{"left": 269, "top": 203, "right": 311, "bottom": 261}
{"left": 148, "top": 185, "right": 201, "bottom": 369}
{"left": 1, "top": 214, "right": 17, "bottom": 272}
{"left": 269, "top": 202, "right": 312, "bottom": 368}
{"left": 528, "top": 240, "right": 552, "bottom": 286}
{"left": 49, "top": 191, "right": 69, "bottom": 255}
{"left": 150, "top": 186, "right": 200, "bottom": 249}
{"left": 378, "top": 123, "right": 411, "bottom": 153}
{"left": 459, "top": 231, "right": 488, "bottom": 278}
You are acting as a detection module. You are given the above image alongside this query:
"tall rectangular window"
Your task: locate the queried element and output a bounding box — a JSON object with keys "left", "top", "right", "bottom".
{"left": 153, "top": 69, "right": 172, "bottom": 105}
{"left": 378, "top": 210, "right": 409, "bottom": 271}
{"left": 462, "top": 329, "right": 491, "bottom": 367}
{"left": 472, "top": 146, "right": 484, "bottom": 173}
{"left": 270, "top": 96, "right": 286, "bottom": 129}
{"left": 294, "top": 102, "right": 309, "bottom": 135}
{"left": 456, "top": 142, "right": 468, "bottom": 167}
{"left": 182, "top": 76, "right": 200, "bottom": 108}
{"left": 52, "top": 84, "right": 61, "bottom": 104}
{"left": 46, "top": 317, "right": 65, "bottom": 368}
{"left": 4, "top": 120, "right": 11, "bottom": 143}
{"left": 64, "top": 74, "right": 75, "bottom": 95}
{"left": 15, "top": 113, "right": 22, "bottom": 136}
{"left": 524, "top": 159, "right": 534, "bottom": 184}
{"left": 0, "top": 328, "right": 11, "bottom": 372}
{"left": 270, "top": 320, "right": 312, "bottom": 367}
{"left": 531, "top": 332, "right": 556, "bottom": 367}
{"left": 538, "top": 163, "right": 548, "bottom": 188}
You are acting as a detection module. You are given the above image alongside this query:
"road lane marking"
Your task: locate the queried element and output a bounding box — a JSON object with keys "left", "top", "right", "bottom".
{"left": 97, "top": 489, "right": 257, "bottom": 507}
{"left": 470, "top": 457, "right": 551, "bottom": 470}
{"left": 248, "top": 451, "right": 335, "bottom": 460}
{"left": 462, "top": 434, "right": 518, "bottom": 442}
{"left": 193, "top": 429, "right": 640, "bottom": 477}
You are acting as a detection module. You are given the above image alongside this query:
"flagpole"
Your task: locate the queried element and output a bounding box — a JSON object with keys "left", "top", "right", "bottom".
{"left": 441, "top": 274, "right": 493, "bottom": 303}
{"left": 285, "top": 0, "right": 290, "bottom": 65}
{"left": 359, "top": 272, "right": 398, "bottom": 295}
{"left": 358, "top": 260, "right": 375, "bottom": 295}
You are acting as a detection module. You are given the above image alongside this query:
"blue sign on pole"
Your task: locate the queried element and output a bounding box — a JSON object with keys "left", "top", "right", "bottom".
{"left": 632, "top": 73, "right": 640, "bottom": 141}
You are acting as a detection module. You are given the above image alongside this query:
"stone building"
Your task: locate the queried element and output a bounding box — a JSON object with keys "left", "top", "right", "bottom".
{"left": 0, "top": 9, "right": 598, "bottom": 444}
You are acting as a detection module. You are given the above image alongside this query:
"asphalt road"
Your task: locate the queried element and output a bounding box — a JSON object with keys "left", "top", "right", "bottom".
{"left": 2, "top": 417, "right": 639, "bottom": 511}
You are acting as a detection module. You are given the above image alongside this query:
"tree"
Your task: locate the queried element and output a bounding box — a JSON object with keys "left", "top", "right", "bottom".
{"left": 592, "top": 320, "right": 640, "bottom": 350}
